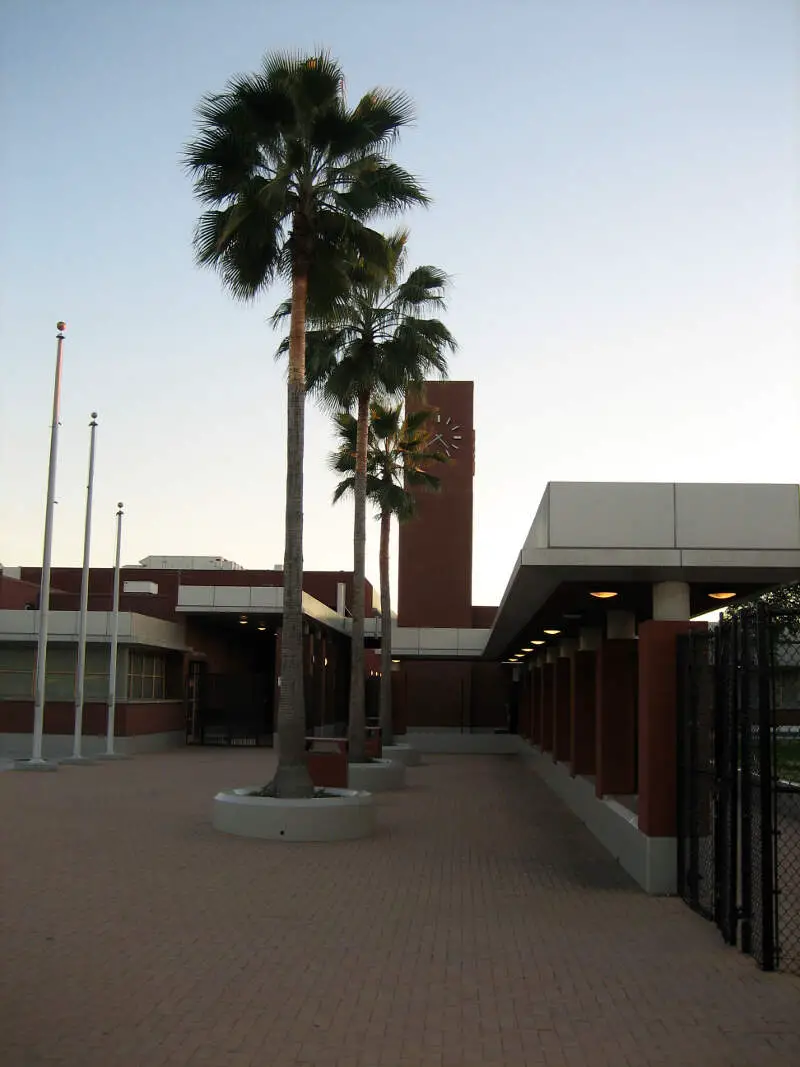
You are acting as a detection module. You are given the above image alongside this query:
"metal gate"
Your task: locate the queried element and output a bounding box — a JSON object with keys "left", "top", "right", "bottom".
{"left": 677, "top": 608, "right": 800, "bottom": 974}
{"left": 191, "top": 672, "right": 273, "bottom": 746}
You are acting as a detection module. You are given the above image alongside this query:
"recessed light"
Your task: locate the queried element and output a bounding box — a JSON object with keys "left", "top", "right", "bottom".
{"left": 532, "top": 640, "right": 546, "bottom": 646}
{"left": 522, "top": 647, "right": 533, "bottom": 652}
{"left": 590, "top": 591, "right": 618, "bottom": 599}
{"left": 543, "top": 629, "right": 561, "bottom": 636}
{"left": 708, "top": 591, "right": 736, "bottom": 600}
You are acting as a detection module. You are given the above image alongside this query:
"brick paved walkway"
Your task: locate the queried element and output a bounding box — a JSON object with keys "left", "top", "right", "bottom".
{"left": 1, "top": 750, "right": 799, "bottom": 1067}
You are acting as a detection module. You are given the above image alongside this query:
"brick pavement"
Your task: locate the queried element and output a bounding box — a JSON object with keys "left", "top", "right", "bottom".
{"left": 1, "top": 749, "right": 799, "bottom": 1067}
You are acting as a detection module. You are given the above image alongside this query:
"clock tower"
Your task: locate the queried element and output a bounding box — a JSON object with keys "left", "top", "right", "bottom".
{"left": 398, "top": 380, "right": 474, "bottom": 627}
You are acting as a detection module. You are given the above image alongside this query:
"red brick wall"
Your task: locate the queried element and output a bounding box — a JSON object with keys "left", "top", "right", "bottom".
{"left": 469, "top": 662, "right": 508, "bottom": 730}
{"left": 121, "top": 701, "right": 185, "bottom": 736}
{"left": 637, "top": 620, "right": 707, "bottom": 836}
{"left": 398, "top": 382, "right": 474, "bottom": 627}
{"left": 399, "top": 659, "right": 507, "bottom": 731}
{"left": 0, "top": 700, "right": 183, "bottom": 736}
{"left": 0, "top": 576, "right": 43, "bottom": 609}
{"left": 185, "top": 619, "right": 263, "bottom": 674}
{"left": 20, "top": 567, "right": 375, "bottom": 619}
{"left": 471, "top": 605, "right": 497, "bottom": 628}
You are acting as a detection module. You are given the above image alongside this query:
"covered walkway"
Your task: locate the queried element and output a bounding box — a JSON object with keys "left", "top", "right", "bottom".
{"left": 1, "top": 750, "right": 799, "bottom": 1066}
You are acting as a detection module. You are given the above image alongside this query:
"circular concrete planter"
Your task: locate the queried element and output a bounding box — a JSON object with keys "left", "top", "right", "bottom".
{"left": 348, "top": 758, "right": 406, "bottom": 792}
{"left": 212, "top": 787, "right": 375, "bottom": 842}
{"left": 382, "top": 743, "right": 421, "bottom": 767}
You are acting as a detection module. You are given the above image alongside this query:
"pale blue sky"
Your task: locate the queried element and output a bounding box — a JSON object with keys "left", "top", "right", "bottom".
{"left": 1, "top": 0, "right": 797, "bottom": 605}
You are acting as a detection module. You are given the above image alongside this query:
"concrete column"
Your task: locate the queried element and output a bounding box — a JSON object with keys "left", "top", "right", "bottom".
{"left": 607, "top": 610, "right": 636, "bottom": 639}
{"left": 638, "top": 619, "right": 707, "bottom": 836}
{"left": 652, "top": 581, "right": 690, "bottom": 621}
{"left": 595, "top": 638, "right": 638, "bottom": 797}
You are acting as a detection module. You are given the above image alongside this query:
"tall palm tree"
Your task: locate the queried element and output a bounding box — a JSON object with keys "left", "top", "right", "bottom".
{"left": 282, "top": 242, "right": 455, "bottom": 762}
{"left": 331, "top": 402, "right": 445, "bottom": 746}
{"left": 184, "top": 51, "right": 427, "bottom": 796}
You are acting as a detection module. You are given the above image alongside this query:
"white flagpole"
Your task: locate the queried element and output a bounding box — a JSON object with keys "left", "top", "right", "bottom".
{"left": 63, "top": 413, "right": 98, "bottom": 765}
{"left": 99, "top": 503, "right": 127, "bottom": 759}
{"left": 16, "top": 321, "right": 66, "bottom": 772}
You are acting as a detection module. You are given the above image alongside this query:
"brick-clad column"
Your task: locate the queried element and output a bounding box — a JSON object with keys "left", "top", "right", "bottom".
{"left": 518, "top": 669, "right": 530, "bottom": 738}
{"left": 570, "top": 650, "right": 597, "bottom": 776}
{"left": 541, "top": 660, "right": 555, "bottom": 752}
{"left": 324, "top": 638, "right": 337, "bottom": 733}
{"left": 273, "top": 629, "right": 282, "bottom": 740}
{"left": 595, "top": 638, "right": 638, "bottom": 797}
{"left": 553, "top": 656, "right": 572, "bottom": 763}
{"left": 391, "top": 667, "right": 407, "bottom": 737}
{"left": 527, "top": 667, "right": 536, "bottom": 739}
{"left": 638, "top": 619, "right": 707, "bottom": 836}
{"left": 531, "top": 663, "right": 543, "bottom": 745}
{"left": 313, "top": 633, "right": 326, "bottom": 731}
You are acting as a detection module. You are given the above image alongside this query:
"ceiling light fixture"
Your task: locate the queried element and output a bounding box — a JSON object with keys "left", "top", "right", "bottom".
{"left": 708, "top": 591, "right": 736, "bottom": 600}
{"left": 239, "top": 616, "right": 248, "bottom": 625}
{"left": 522, "top": 647, "right": 533, "bottom": 652}
{"left": 543, "top": 628, "right": 561, "bottom": 636}
{"left": 590, "top": 591, "right": 618, "bottom": 599}
{"left": 257, "top": 624, "right": 266, "bottom": 631}
{"left": 532, "top": 640, "right": 546, "bottom": 646}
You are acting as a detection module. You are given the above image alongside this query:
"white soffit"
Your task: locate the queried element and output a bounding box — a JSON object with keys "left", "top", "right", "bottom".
{"left": 488, "top": 481, "right": 800, "bottom": 659}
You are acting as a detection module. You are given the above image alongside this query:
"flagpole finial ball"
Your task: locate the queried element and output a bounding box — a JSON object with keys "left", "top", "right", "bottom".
{"left": 56, "top": 321, "right": 67, "bottom": 332}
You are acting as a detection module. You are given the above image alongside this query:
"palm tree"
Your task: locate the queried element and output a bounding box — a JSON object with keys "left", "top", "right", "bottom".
{"left": 184, "top": 51, "right": 427, "bottom": 796}
{"left": 330, "top": 402, "right": 445, "bottom": 746}
{"left": 282, "top": 241, "right": 455, "bottom": 762}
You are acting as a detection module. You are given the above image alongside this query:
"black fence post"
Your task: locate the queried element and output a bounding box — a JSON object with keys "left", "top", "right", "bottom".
{"left": 739, "top": 615, "right": 753, "bottom": 956}
{"left": 676, "top": 633, "right": 690, "bottom": 902}
{"left": 756, "top": 607, "right": 777, "bottom": 971}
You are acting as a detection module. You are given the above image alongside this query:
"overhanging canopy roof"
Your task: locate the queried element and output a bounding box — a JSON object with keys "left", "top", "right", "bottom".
{"left": 484, "top": 482, "right": 800, "bottom": 659}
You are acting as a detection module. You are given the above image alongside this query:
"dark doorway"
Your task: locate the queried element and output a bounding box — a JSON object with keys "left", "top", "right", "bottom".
{"left": 194, "top": 672, "right": 273, "bottom": 746}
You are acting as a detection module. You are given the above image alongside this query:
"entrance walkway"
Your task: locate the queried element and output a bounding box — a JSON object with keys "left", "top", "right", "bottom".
{"left": 1, "top": 750, "right": 799, "bottom": 1067}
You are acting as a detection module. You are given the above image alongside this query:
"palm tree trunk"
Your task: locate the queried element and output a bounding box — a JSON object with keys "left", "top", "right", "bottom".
{"left": 269, "top": 270, "right": 314, "bottom": 797}
{"left": 378, "top": 508, "right": 394, "bottom": 746}
{"left": 347, "top": 388, "right": 370, "bottom": 763}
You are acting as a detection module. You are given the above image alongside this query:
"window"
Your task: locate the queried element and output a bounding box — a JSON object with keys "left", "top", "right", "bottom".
{"left": 0, "top": 646, "right": 34, "bottom": 699}
{"left": 83, "top": 646, "right": 110, "bottom": 702}
{"left": 44, "top": 647, "right": 76, "bottom": 700}
{"left": 0, "top": 645, "right": 111, "bottom": 702}
{"left": 127, "top": 651, "right": 166, "bottom": 700}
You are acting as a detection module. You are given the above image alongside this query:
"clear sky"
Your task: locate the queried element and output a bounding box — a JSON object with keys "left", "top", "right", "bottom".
{"left": 1, "top": 0, "right": 797, "bottom": 607}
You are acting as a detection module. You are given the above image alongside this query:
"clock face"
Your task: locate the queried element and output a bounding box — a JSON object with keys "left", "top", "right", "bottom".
{"left": 430, "top": 414, "right": 463, "bottom": 458}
